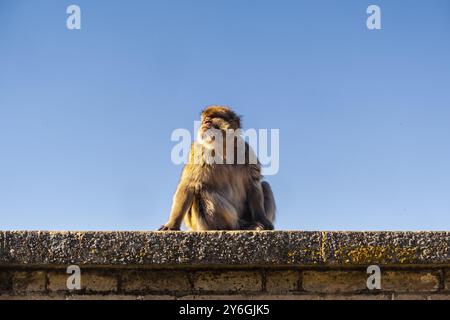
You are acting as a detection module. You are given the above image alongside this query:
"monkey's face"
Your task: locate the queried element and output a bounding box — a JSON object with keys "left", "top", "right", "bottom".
{"left": 197, "top": 106, "right": 241, "bottom": 148}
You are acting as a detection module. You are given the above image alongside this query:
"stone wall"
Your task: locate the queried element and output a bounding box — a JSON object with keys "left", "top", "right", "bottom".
{"left": 0, "top": 231, "right": 449, "bottom": 300}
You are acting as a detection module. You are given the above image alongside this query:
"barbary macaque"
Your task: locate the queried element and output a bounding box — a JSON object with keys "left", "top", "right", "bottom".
{"left": 159, "top": 106, "right": 275, "bottom": 231}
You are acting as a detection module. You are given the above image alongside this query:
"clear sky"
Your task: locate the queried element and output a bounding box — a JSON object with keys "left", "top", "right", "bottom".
{"left": 1, "top": 0, "right": 449, "bottom": 231}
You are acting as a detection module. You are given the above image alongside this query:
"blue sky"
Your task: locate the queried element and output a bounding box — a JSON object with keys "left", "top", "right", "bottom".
{"left": 0, "top": 0, "right": 449, "bottom": 231}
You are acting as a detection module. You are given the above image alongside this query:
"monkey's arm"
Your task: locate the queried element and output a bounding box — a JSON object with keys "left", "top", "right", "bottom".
{"left": 247, "top": 182, "right": 274, "bottom": 230}
{"left": 159, "top": 183, "right": 195, "bottom": 231}
{"left": 245, "top": 161, "right": 274, "bottom": 230}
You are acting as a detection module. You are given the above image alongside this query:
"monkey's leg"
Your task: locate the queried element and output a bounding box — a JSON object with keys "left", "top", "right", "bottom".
{"left": 262, "top": 181, "right": 276, "bottom": 223}
{"left": 159, "top": 184, "right": 194, "bottom": 231}
{"left": 189, "top": 191, "right": 240, "bottom": 231}
{"left": 246, "top": 182, "right": 274, "bottom": 230}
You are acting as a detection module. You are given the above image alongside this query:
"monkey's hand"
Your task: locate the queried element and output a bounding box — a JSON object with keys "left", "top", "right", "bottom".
{"left": 158, "top": 224, "right": 181, "bottom": 231}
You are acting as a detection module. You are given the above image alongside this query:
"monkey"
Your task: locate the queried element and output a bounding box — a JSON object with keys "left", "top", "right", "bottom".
{"left": 159, "top": 106, "right": 276, "bottom": 231}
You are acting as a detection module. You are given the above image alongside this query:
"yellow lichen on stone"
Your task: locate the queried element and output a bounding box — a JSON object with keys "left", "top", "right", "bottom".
{"left": 311, "top": 249, "right": 322, "bottom": 262}
{"left": 321, "top": 232, "right": 328, "bottom": 263}
{"left": 287, "top": 251, "right": 295, "bottom": 264}
{"left": 334, "top": 246, "right": 418, "bottom": 264}
{"left": 139, "top": 249, "right": 147, "bottom": 258}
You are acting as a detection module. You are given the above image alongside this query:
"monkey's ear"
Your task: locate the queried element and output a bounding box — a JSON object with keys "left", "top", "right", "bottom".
{"left": 236, "top": 114, "right": 242, "bottom": 129}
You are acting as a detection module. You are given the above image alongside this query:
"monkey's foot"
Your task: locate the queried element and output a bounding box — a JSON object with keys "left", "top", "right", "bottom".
{"left": 158, "top": 225, "right": 180, "bottom": 231}
{"left": 242, "top": 222, "right": 273, "bottom": 231}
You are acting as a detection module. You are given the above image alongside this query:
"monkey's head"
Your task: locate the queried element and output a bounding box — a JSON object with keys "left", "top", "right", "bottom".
{"left": 197, "top": 106, "right": 241, "bottom": 147}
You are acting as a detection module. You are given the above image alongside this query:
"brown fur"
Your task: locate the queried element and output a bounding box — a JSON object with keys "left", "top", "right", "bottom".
{"left": 159, "top": 106, "right": 275, "bottom": 231}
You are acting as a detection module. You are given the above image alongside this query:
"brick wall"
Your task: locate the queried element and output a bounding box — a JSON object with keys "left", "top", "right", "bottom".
{"left": 0, "top": 231, "right": 449, "bottom": 300}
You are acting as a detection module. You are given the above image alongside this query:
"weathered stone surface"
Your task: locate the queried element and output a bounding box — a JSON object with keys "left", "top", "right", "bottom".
{"left": 0, "top": 271, "right": 11, "bottom": 292}
{"left": 47, "top": 272, "right": 71, "bottom": 292}
{"left": 381, "top": 271, "right": 439, "bottom": 292}
{"left": 0, "top": 232, "right": 5, "bottom": 264}
{"left": 48, "top": 270, "right": 118, "bottom": 292}
{"left": 445, "top": 270, "right": 450, "bottom": 291}
{"left": 181, "top": 294, "right": 391, "bottom": 300}
{"left": 1, "top": 231, "right": 448, "bottom": 267}
{"left": 12, "top": 271, "right": 46, "bottom": 293}
{"left": 266, "top": 271, "right": 299, "bottom": 292}
{"left": 302, "top": 271, "right": 367, "bottom": 293}
{"left": 0, "top": 294, "right": 64, "bottom": 300}
{"left": 65, "top": 294, "right": 149, "bottom": 300}
{"left": 321, "top": 294, "right": 391, "bottom": 300}
{"left": 393, "top": 294, "right": 450, "bottom": 300}
{"left": 0, "top": 294, "right": 147, "bottom": 300}
{"left": 80, "top": 272, "right": 118, "bottom": 292}
{"left": 121, "top": 270, "right": 190, "bottom": 292}
{"left": 324, "top": 232, "right": 450, "bottom": 265}
{"left": 0, "top": 231, "right": 449, "bottom": 300}
{"left": 193, "top": 271, "right": 262, "bottom": 292}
